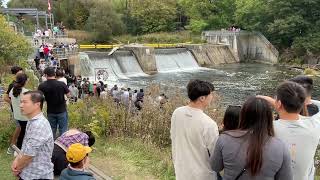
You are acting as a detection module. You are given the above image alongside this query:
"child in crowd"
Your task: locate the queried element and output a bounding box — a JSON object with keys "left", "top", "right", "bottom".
{"left": 52, "top": 129, "right": 95, "bottom": 175}
{"left": 60, "top": 143, "right": 95, "bottom": 180}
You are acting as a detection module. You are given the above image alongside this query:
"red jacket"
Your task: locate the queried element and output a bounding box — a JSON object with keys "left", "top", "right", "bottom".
{"left": 44, "top": 47, "right": 50, "bottom": 54}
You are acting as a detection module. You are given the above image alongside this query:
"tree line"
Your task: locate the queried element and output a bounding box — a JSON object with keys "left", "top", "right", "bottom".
{"left": 5, "top": 0, "right": 320, "bottom": 60}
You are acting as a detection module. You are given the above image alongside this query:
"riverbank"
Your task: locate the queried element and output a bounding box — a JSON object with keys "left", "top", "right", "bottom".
{"left": 67, "top": 30, "right": 204, "bottom": 44}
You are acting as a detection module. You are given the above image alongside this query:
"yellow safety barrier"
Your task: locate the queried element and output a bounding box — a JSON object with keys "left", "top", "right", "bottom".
{"left": 80, "top": 45, "right": 96, "bottom": 49}
{"left": 96, "top": 44, "right": 121, "bottom": 48}
{"left": 79, "top": 43, "right": 194, "bottom": 49}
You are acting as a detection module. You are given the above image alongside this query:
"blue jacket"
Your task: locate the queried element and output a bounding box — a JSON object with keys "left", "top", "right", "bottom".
{"left": 60, "top": 167, "right": 95, "bottom": 180}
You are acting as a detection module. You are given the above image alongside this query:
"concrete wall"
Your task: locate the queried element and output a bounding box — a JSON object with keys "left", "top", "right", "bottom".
{"left": 237, "top": 34, "right": 278, "bottom": 64}
{"left": 68, "top": 54, "right": 80, "bottom": 76}
{"left": 124, "top": 46, "right": 158, "bottom": 74}
{"left": 203, "top": 31, "right": 279, "bottom": 64}
{"left": 185, "top": 44, "right": 239, "bottom": 66}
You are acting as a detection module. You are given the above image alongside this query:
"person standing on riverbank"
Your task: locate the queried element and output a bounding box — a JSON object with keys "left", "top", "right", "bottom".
{"left": 11, "top": 91, "right": 54, "bottom": 179}
{"left": 170, "top": 79, "right": 219, "bottom": 180}
{"left": 260, "top": 81, "right": 320, "bottom": 180}
{"left": 8, "top": 73, "right": 29, "bottom": 149}
{"left": 38, "top": 67, "right": 70, "bottom": 139}
{"left": 4, "top": 66, "right": 23, "bottom": 155}
{"left": 210, "top": 97, "right": 292, "bottom": 180}
{"left": 289, "top": 75, "right": 319, "bottom": 116}
{"left": 34, "top": 56, "right": 40, "bottom": 70}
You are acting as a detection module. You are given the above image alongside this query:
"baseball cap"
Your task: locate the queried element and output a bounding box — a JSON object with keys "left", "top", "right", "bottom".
{"left": 66, "top": 143, "right": 92, "bottom": 163}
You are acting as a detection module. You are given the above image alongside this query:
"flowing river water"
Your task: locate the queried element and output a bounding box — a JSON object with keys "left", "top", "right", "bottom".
{"left": 81, "top": 51, "right": 320, "bottom": 106}
{"left": 106, "top": 63, "right": 320, "bottom": 106}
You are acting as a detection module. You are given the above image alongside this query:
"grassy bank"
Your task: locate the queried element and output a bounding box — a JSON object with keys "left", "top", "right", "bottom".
{"left": 91, "top": 138, "right": 174, "bottom": 180}
{"left": 0, "top": 149, "right": 15, "bottom": 180}
{"left": 112, "top": 31, "right": 204, "bottom": 44}
{"left": 67, "top": 30, "right": 204, "bottom": 44}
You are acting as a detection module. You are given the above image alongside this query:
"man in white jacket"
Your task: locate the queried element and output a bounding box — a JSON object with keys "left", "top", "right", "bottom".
{"left": 171, "top": 79, "right": 219, "bottom": 180}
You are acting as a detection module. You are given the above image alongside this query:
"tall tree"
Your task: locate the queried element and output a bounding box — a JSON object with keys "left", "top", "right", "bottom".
{"left": 128, "top": 0, "right": 177, "bottom": 34}
{"left": 85, "top": 0, "right": 124, "bottom": 42}
{"left": 0, "top": 15, "right": 32, "bottom": 69}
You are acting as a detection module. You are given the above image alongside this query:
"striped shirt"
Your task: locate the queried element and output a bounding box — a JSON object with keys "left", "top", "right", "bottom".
{"left": 20, "top": 113, "right": 54, "bottom": 180}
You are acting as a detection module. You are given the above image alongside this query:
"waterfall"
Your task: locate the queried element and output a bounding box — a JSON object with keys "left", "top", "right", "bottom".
{"left": 155, "top": 48, "right": 199, "bottom": 72}
{"left": 114, "top": 51, "right": 147, "bottom": 77}
{"left": 85, "top": 52, "right": 128, "bottom": 82}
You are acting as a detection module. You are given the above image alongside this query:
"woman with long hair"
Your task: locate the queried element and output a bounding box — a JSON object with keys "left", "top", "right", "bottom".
{"left": 8, "top": 73, "right": 29, "bottom": 149}
{"left": 210, "top": 97, "right": 292, "bottom": 180}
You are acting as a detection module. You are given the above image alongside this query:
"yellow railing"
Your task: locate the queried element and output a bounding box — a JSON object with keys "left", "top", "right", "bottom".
{"left": 79, "top": 43, "right": 194, "bottom": 49}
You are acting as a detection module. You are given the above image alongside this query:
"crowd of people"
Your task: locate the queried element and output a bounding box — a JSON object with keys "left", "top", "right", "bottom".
{"left": 3, "top": 65, "right": 169, "bottom": 179}
{"left": 33, "top": 22, "right": 66, "bottom": 40}
{"left": 4, "top": 63, "right": 320, "bottom": 180}
{"left": 171, "top": 77, "right": 320, "bottom": 180}
{"left": 4, "top": 66, "right": 95, "bottom": 179}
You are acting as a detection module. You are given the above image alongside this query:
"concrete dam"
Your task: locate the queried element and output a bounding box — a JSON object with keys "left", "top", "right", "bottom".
{"left": 71, "top": 44, "right": 239, "bottom": 82}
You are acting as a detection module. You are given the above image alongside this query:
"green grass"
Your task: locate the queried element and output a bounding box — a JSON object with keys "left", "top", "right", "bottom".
{"left": 90, "top": 137, "right": 175, "bottom": 180}
{"left": 0, "top": 149, "right": 15, "bottom": 180}
{"left": 113, "top": 31, "right": 204, "bottom": 44}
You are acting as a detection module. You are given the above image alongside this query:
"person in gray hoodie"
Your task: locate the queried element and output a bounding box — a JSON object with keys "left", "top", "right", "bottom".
{"left": 210, "top": 97, "right": 293, "bottom": 180}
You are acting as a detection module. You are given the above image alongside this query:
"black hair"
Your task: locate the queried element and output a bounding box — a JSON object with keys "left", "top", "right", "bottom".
{"left": 43, "top": 67, "right": 56, "bottom": 77}
{"left": 276, "top": 81, "right": 306, "bottom": 113}
{"left": 85, "top": 131, "right": 96, "bottom": 147}
{"left": 13, "top": 73, "right": 28, "bottom": 97}
{"left": 289, "top": 75, "right": 313, "bottom": 96}
{"left": 187, "top": 79, "right": 214, "bottom": 101}
{"left": 140, "top": 89, "right": 144, "bottom": 92}
{"left": 11, "top": 66, "right": 23, "bottom": 75}
{"left": 222, "top": 105, "right": 241, "bottom": 131}
{"left": 134, "top": 90, "right": 137, "bottom": 93}
{"left": 239, "top": 97, "right": 274, "bottom": 176}
{"left": 127, "top": 88, "right": 131, "bottom": 91}
{"left": 23, "top": 91, "right": 45, "bottom": 110}
{"left": 56, "top": 69, "right": 64, "bottom": 77}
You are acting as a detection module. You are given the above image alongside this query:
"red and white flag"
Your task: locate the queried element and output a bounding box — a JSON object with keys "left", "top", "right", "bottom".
{"left": 48, "top": 0, "right": 52, "bottom": 13}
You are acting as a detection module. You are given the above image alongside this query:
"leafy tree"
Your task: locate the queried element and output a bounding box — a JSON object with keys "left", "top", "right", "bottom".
{"left": 128, "top": 0, "right": 177, "bottom": 34}
{"left": 235, "top": 0, "right": 268, "bottom": 31}
{"left": 178, "top": 0, "right": 236, "bottom": 32}
{"left": 53, "top": 0, "right": 91, "bottom": 29}
{"left": 8, "top": 0, "right": 46, "bottom": 9}
{"left": 85, "top": 0, "right": 124, "bottom": 42}
{"left": 0, "top": 15, "right": 32, "bottom": 73}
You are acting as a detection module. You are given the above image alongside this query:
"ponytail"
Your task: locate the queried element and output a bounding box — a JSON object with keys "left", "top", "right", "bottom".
{"left": 13, "top": 82, "right": 23, "bottom": 97}
{"left": 12, "top": 73, "right": 28, "bottom": 97}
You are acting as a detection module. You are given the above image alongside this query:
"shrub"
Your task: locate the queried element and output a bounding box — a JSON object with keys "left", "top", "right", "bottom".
{"left": 68, "top": 84, "right": 223, "bottom": 148}
{"left": 0, "top": 107, "right": 15, "bottom": 149}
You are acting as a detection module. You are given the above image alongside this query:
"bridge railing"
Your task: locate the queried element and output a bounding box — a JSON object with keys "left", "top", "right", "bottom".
{"left": 202, "top": 30, "right": 252, "bottom": 37}
{"left": 51, "top": 48, "right": 78, "bottom": 59}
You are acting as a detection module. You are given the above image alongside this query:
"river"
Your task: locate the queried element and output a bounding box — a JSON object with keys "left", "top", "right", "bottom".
{"left": 110, "top": 63, "right": 320, "bottom": 106}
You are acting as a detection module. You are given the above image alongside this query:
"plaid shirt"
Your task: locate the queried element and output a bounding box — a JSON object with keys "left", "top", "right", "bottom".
{"left": 55, "top": 131, "right": 89, "bottom": 151}
{"left": 20, "top": 113, "right": 54, "bottom": 180}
